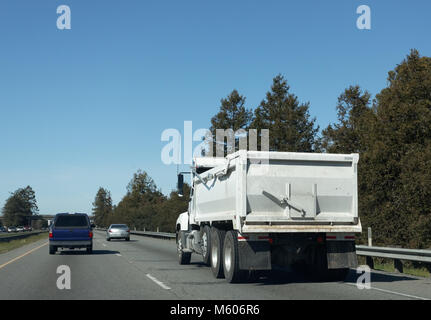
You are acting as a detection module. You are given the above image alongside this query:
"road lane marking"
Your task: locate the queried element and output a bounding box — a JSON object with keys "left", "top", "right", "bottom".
{"left": 102, "top": 243, "right": 107, "bottom": 247}
{"left": 146, "top": 273, "right": 171, "bottom": 290}
{"left": 116, "top": 253, "right": 122, "bottom": 257}
{"left": 0, "top": 242, "right": 48, "bottom": 270}
{"left": 344, "top": 282, "right": 429, "bottom": 300}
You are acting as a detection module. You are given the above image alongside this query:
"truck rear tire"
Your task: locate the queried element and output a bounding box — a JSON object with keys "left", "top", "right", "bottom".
{"left": 177, "top": 231, "right": 191, "bottom": 265}
{"left": 210, "top": 227, "right": 225, "bottom": 278}
{"left": 201, "top": 225, "right": 211, "bottom": 266}
{"left": 223, "top": 230, "right": 246, "bottom": 283}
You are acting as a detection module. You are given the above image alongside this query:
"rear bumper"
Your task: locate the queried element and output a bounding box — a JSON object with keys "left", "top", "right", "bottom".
{"left": 49, "top": 240, "right": 92, "bottom": 247}
{"left": 241, "top": 220, "right": 362, "bottom": 234}
{"left": 107, "top": 232, "right": 129, "bottom": 238}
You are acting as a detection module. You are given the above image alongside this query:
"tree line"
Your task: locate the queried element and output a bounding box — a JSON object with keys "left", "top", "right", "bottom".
{"left": 0, "top": 186, "right": 47, "bottom": 229}
{"left": 92, "top": 171, "right": 191, "bottom": 233}
{"left": 95, "top": 49, "right": 430, "bottom": 249}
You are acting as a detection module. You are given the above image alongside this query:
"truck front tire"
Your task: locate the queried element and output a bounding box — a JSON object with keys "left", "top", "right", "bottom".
{"left": 201, "top": 225, "right": 211, "bottom": 266}
{"left": 210, "top": 227, "right": 225, "bottom": 278}
{"left": 177, "top": 231, "right": 191, "bottom": 265}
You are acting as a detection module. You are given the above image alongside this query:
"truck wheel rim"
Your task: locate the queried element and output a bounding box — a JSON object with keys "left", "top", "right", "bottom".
{"left": 224, "top": 243, "right": 232, "bottom": 273}
{"left": 177, "top": 237, "right": 182, "bottom": 255}
{"left": 202, "top": 233, "right": 208, "bottom": 257}
{"left": 211, "top": 244, "right": 218, "bottom": 267}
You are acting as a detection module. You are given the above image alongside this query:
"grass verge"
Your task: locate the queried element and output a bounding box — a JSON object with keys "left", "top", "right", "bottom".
{"left": 358, "top": 256, "right": 431, "bottom": 278}
{"left": 0, "top": 233, "right": 48, "bottom": 254}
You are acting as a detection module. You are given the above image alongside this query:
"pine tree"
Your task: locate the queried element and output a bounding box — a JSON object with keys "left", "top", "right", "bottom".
{"left": 321, "top": 85, "right": 375, "bottom": 154}
{"left": 92, "top": 187, "right": 113, "bottom": 228}
{"left": 362, "top": 49, "right": 431, "bottom": 248}
{"left": 208, "top": 90, "right": 253, "bottom": 157}
{"left": 2, "top": 186, "right": 38, "bottom": 226}
{"left": 251, "top": 75, "right": 319, "bottom": 152}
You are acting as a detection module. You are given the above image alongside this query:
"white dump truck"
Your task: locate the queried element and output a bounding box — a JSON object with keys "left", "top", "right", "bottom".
{"left": 175, "top": 150, "right": 361, "bottom": 282}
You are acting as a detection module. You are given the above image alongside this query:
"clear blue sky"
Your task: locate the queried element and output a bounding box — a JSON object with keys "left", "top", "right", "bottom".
{"left": 0, "top": 0, "right": 430, "bottom": 215}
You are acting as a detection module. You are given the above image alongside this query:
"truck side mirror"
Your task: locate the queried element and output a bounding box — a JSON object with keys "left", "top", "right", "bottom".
{"left": 177, "top": 174, "right": 184, "bottom": 196}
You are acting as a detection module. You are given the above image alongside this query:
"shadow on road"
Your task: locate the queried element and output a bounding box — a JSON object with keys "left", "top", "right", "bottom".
{"left": 344, "top": 270, "right": 419, "bottom": 283}
{"left": 190, "top": 261, "right": 208, "bottom": 268}
{"left": 243, "top": 268, "right": 418, "bottom": 286}
{"left": 59, "top": 249, "right": 120, "bottom": 255}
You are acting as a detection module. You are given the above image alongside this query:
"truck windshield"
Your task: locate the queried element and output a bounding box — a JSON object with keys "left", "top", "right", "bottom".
{"left": 55, "top": 215, "right": 88, "bottom": 227}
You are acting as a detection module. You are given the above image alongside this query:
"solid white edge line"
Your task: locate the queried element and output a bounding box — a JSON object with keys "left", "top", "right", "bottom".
{"left": 146, "top": 273, "right": 171, "bottom": 290}
{"left": 344, "top": 282, "right": 430, "bottom": 300}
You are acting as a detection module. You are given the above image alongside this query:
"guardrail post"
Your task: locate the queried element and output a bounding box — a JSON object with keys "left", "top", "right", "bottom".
{"left": 365, "top": 227, "right": 374, "bottom": 268}
{"left": 157, "top": 227, "right": 159, "bottom": 233}
{"left": 394, "top": 259, "right": 403, "bottom": 273}
{"left": 366, "top": 256, "right": 374, "bottom": 269}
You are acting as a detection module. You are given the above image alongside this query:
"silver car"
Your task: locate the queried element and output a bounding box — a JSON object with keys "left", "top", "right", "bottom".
{"left": 106, "top": 224, "right": 130, "bottom": 241}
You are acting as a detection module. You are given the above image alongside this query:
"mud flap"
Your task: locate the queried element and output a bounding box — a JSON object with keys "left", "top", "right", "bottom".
{"left": 238, "top": 241, "right": 271, "bottom": 270}
{"left": 326, "top": 241, "right": 358, "bottom": 269}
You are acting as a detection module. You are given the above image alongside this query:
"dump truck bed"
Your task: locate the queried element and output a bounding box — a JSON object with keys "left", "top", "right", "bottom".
{"left": 190, "top": 151, "right": 361, "bottom": 234}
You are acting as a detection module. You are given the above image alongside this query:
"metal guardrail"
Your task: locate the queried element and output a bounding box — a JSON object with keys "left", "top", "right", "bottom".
{"left": 356, "top": 245, "right": 431, "bottom": 263}
{"left": 0, "top": 230, "right": 48, "bottom": 243}
{"left": 95, "top": 228, "right": 176, "bottom": 240}
{"left": 130, "top": 230, "right": 176, "bottom": 239}
{"left": 356, "top": 245, "right": 431, "bottom": 273}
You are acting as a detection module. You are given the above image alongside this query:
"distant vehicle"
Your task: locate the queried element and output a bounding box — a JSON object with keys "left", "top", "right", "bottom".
{"left": 0, "top": 227, "right": 7, "bottom": 233}
{"left": 16, "top": 226, "right": 25, "bottom": 232}
{"left": 106, "top": 224, "right": 130, "bottom": 241}
{"left": 49, "top": 213, "right": 95, "bottom": 255}
{"left": 24, "top": 226, "right": 32, "bottom": 232}
{"left": 7, "top": 226, "right": 17, "bottom": 233}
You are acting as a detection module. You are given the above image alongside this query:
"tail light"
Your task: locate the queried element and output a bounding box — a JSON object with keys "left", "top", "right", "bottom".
{"left": 127, "top": 229, "right": 130, "bottom": 233}
{"left": 49, "top": 232, "right": 53, "bottom": 238}
{"left": 109, "top": 229, "right": 112, "bottom": 233}
{"left": 89, "top": 231, "right": 93, "bottom": 238}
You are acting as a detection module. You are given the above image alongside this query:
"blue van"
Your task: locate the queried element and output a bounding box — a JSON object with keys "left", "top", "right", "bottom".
{"left": 49, "top": 213, "right": 95, "bottom": 254}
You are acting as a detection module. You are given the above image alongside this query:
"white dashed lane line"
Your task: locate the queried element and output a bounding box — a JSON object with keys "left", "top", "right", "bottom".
{"left": 344, "top": 283, "right": 429, "bottom": 300}
{"left": 146, "top": 274, "right": 171, "bottom": 290}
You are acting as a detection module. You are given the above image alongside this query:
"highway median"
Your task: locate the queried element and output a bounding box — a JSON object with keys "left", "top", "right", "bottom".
{"left": 0, "top": 232, "right": 48, "bottom": 254}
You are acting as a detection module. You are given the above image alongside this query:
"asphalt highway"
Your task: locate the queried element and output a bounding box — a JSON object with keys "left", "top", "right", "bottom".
{"left": 0, "top": 230, "right": 430, "bottom": 300}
